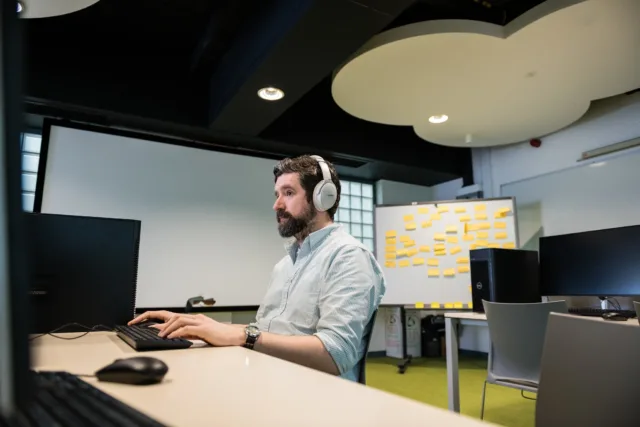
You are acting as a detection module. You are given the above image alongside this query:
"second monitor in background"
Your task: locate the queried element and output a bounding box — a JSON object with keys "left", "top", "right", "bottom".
{"left": 25, "top": 213, "right": 141, "bottom": 333}
{"left": 539, "top": 224, "right": 640, "bottom": 300}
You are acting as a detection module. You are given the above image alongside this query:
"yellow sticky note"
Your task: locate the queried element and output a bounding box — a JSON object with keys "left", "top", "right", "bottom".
{"left": 413, "top": 258, "right": 425, "bottom": 266}
{"left": 428, "top": 268, "right": 440, "bottom": 277}
{"left": 477, "top": 231, "right": 489, "bottom": 239}
{"left": 459, "top": 215, "right": 471, "bottom": 222}
{"left": 397, "top": 249, "right": 408, "bottom": 257}
{"left": 453, "top": 302, "right": 463, "bottom": 309}
{"left": 455, "top": 207, "right": 466, "bottom": 214}
{"left": 469, "top": 302, "right": 473, "bottom": 309}
{"left": 457, "top": 257, "right": 470, "bottom": 264}
{"left": 399, "top": 235, "right": 411, "bottom": 242}
{"left": 444, "top": 303, "right": 454, "bottom": 309}
{"left": 446, "top": 225, "right": 458, "bottom": 233}
{"left": 398, "top": 260, "right": 410, "bottom": 268}
{"left": 479, "top": 223, "right": 491, "bottom": 230}
{"left": 405, "top": 222, "right": 417, "bottom": 231}
{"left": 462, "top": 234, "right": 474, "bottom": 242}
{"left": 437, "top": 206, "right": 449, "bottom": 214}
{"left": 386, "top": 238, "right": 396, "bottom": 245}
{"left": 417, "top": 207, "right": 429, "bottom": 214}
{"left": 407, "top": 248, "right": 418, "bottom": 257}
{"left": 495, "top": 232, "right": 508, "bottom": 239}
{"left": 419, "top": 245, "right": 430, "bottom": 252}
{"left": 494, "top": 222, "right": 507, "bottom": 229}
{"left": 488, "top": 243, "right": 500, "bottom": 248}
{"left": 503, "top": 242, "right": 516, "bottom": 249}
{"left": 467, "top": 224, "right": 480, "bottom": 231}
{"left": 458, "top": 265, "right": 470, "bottom": 273}
{"left": 434, "top": 233, "right": 446, "bottom": 241}
{"left": 450, "top": 246, "right": 462, "bottom": 255}
{"left": 475, "top": 204, "right": 486, "bottom": 211}
{"left": 435, "top": 250, "right": 447, "bottom": 256}
{"left": 404, "top": 240, "right": 416, "bottom": 248}
{"left": 385, "top": 253, "right": 396, "bottom": 260}
{"left": 385, "top": 245, "right": 396, "bottom": 253}
{"left": 444, "top": 268, "right": 455, "bottom": 277}
{"left": 475, "top": 213, "right": 488, "bottom": 220}
{"left": 403, "top": 214, "right": 414, "bottom": 222}
{"left": 415, "top": 302, "right": 425, "bottom": 309}
{"left": 497, "top": 207, "right": 511, "bottom": 215}
{"left": 434, "top": 243, "right": 446, "bottom": 251}
{"left": 430, "top": 302, "right": 441, "bottom": 309}
{"left": 421, "top": 221, "right": 432, "bottom": 228}
{"left": 385, "top": 230, "right": 397, "bottom": 238}
{"left": 427, "top": 259, "right": 439, "bottom": 266}
{"left": 495, "top": 211, "right": 506, "bottom": 219}
{"left": 431, "top": 213, "right": 441, "bottom": 221}
{"left": 447, "top": 236, "right": 458, "bottom": 244}
{"left": 385, "top": 261, "right": 396, "bottom": 268}
{"left": 470, "top": 244, "right": 479, "bottom": 250}
{"left": 475, "top": 240, "right": 489, "bottom": 247}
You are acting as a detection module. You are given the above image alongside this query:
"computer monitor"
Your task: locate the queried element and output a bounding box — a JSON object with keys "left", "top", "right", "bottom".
{"left": 26, "top": 212, "right": 142, "bottom": 333}
{"left": 539, "top": 225, "right": 640, "bottom": 297}
{"left": 1, "top": 0, "right": 32, "bottom": 416}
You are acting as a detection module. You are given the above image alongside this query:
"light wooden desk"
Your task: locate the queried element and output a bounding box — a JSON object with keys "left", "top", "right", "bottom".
{"left": 31, "top": 331, "right": 495, "bottom": 427}
{"left": 444, "top": 311, "right": 639, "bottom": 413}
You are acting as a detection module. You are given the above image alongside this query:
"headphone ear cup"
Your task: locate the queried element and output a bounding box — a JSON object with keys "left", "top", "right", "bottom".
{"left": 315, "top": 181, "right": 337, "bottom": 212}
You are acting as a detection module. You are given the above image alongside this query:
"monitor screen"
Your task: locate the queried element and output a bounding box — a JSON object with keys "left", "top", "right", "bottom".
{"left": 539, "top": 225, "right": 640, "bottom": 296}
{"left": 25, "top": 213, "right": 141, "bottom": 333}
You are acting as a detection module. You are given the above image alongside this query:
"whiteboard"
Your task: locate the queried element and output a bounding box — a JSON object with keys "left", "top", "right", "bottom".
{"left": 375, "top": 198, "right": 518, "bottom": 307}
{"left": 39, "top": 124, "right": 285, "bottom": 309}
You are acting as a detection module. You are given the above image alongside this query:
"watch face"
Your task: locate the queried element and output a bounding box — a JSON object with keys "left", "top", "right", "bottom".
{"left": 246, "top": 325, "right": 260, "bottom": 336}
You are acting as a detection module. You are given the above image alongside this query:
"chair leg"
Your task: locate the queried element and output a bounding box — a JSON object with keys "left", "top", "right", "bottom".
{"left": 480, "top": 380, "right": 488, "bottom": 420}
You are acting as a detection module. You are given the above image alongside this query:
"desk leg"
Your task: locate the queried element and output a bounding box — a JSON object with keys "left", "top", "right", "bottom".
{"left": 445, "top": 317, "right": 460, "bottom": 413}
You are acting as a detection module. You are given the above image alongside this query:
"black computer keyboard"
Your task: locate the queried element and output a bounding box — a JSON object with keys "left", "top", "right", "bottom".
{"left": 568, "top": 307, "right": 637, "bottom": 318}
{"left": 3, "top": 371, "right": 166, "bottom": 426}
{"left": 115, "top": 325, "right": 193, "bottom": 351}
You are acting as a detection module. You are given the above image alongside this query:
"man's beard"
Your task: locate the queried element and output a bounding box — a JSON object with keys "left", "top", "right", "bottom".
{"left": 276, "top": 203, "right": 316, "bottom": 238}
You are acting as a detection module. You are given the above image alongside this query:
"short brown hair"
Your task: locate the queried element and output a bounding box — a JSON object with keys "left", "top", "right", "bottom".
{"left": 273, "top": 155, "right": 341, "bottom": 220}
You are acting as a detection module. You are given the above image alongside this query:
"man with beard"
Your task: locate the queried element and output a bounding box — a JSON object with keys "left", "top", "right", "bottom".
{"left": 129, "top": 155, "right": 385, "bottom": 382}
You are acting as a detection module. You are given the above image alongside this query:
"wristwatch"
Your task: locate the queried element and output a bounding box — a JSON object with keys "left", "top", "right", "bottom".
{"left": 244, "top": 324, "right": 261, "bottom": 350}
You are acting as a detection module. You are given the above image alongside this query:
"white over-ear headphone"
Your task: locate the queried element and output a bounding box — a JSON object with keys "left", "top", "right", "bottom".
{"left": 310, "top": 155, "right": 337, "bottom": 212}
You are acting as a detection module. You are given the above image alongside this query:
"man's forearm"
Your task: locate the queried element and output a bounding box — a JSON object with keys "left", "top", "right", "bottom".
{"left": 253, "top": 332, "right": 340, "bottom": 376}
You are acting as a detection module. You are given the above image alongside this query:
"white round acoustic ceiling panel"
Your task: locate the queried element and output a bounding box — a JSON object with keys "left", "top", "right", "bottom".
{"left": 332, "top": 0, "right": 640, "bottom": 147}
{"left": 19, "top": 0, "right": 100, "bottom": 19}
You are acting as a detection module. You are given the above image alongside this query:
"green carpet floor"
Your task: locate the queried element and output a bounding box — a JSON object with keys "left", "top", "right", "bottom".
{"left": 366, "top": 356, "right": 535, "bottom": 427}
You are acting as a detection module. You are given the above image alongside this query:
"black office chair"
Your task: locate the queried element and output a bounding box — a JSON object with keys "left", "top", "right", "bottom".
{"left": 358, "top": 308, "right": 378, "bottom": 385}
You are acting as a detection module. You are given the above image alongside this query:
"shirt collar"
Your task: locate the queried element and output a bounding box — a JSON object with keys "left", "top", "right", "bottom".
{"left": 285, "top": 223, "right": 340, "bottom": 262}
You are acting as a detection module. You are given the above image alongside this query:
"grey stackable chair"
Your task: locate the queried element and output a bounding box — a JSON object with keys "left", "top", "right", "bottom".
{"left": 480, "top": 300, "right": 568, "bottom": 420}
{"left": 358, "top": 308, "right": 378, "bottom": 385}
{"left": 536, "top": 313, "right": 640, "bottom": 427}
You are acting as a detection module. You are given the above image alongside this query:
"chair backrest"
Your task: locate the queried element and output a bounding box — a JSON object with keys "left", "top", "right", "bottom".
{"left": 536, "top": 313, "right": 640, "bottom": 427}
{"left": 483, "top": 300, "right": 568, "bottom": 385}
{"left": 357, "top": 308, "right": 378, "bottom": 385}
{"left": 634, "top": 301, "right": 640, "bottom": 325}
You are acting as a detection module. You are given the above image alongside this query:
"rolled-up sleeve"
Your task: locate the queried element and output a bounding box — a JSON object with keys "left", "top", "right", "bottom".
{"left": 314, "top": 245, "right": 382, "bottom": 375}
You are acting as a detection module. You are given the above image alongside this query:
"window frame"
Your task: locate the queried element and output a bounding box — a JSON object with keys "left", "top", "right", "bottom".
{"left": 334, "top": 177, "right": 376, "bottom": 252}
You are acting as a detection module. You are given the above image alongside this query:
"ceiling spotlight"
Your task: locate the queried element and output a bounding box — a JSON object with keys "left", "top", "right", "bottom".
{"left": 17, "top": 1, "right": 23, "bottom": 13}
{"left": 428, "top": 114, "right": 448, "bottom": 124}
{"left": 258, "top": 87, "right": 284, "bottom": 101}
{"left": 589, "top": 161, "right": 606, "bottom": 167}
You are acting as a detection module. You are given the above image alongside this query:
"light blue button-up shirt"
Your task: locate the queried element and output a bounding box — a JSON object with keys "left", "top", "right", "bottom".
{"left": 254, "top": 223, "right": 385, "bottom": 381}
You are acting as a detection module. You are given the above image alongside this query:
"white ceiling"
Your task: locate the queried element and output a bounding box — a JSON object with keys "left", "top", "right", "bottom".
{"left": 19, "top": 0, "right": 100, "bottom": 19}
{"left": 331, "top": 0, "right": 640, "bottom": 147}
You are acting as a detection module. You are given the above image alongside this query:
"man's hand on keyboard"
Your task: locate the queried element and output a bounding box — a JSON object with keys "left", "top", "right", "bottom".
{"left": 128, "top": 310, "right": 176, "bottom": 326}
{"left": 157, "top": 314, "right": 245, "bottom": 347}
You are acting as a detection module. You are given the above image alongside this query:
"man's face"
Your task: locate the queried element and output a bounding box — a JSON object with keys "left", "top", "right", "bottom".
{"left": 273, "top": 173, "right": 316, "bottom": 238}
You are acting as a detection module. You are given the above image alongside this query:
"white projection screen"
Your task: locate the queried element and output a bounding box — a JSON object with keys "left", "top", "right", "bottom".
{"left": 38, "top": 123, "right": 286, "bottom": 308}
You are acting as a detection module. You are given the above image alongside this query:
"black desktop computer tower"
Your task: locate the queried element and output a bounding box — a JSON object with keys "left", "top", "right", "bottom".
{"left": 470, "top": 248, "right": 541, "bottom": 313}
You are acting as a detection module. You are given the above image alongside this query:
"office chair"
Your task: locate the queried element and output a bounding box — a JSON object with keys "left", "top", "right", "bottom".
{"left": 358, "top": 309, "right": 378, "bottom": 385}
{"left": 634, "top": 301, "right": 640, "bottom": 324}
{"left": 480, "top": 300, "right": 568, "bottom": 420}
{"left": 536, "top": 313, "right": 640, "bottom": 427}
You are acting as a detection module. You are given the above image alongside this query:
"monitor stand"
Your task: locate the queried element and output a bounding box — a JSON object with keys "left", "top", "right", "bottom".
{"left": 598, "top": 297, "right": 613, "bottom": 310}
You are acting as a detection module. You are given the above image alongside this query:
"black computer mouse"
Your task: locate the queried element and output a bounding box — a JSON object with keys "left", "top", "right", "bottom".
{"left": 95, "top": 357, "right": 168, "bottom": 385}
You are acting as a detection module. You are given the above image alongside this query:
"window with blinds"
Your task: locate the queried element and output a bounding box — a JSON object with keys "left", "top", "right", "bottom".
{"left": 335, "top": 180, "right": 375, "bottom": 252}
{"left": 21, "top": 133, "right": 42, "bottom": 212}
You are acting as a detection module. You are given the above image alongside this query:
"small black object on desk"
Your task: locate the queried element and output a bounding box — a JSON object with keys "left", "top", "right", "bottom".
{"left": 185, "top": 296, "right": 216, "bottom": 314}
{"left": 96, "top": 356, "right": 168, "bottom": 385}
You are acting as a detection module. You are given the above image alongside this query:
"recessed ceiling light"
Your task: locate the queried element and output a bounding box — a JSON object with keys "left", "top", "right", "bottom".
{"left": 17, "top": 1, "right": 23, "bottom": 13}
{"left": 589, "top": 161, "right": 606, "bottom": 167}
{"left": 257, "top": 87, "right": 284, "bottom": 101}
{"left": 428, "top": 114, "right": 448, "bottom": 124}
